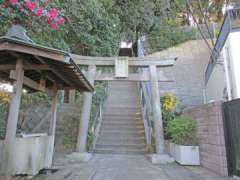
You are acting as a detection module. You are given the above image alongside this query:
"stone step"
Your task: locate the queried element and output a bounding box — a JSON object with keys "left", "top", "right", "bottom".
{"left": 97, "top": 137, "right": 145, "bottom": 145}
{"left": 105, "top": 102, "right": 139, "bottom": 106}
{"left": 103, "top": 111, "right": 141, "bottom": 116}
{"left": 100, "top": 129, "right": 144, "bottom": 134}
{"left": 104, "top": 105, "right": 141, "bottom": 109}
{"left": 93, "top": 81, "right": 146, "bottom": 155}
{"left": 93, "top": 148, "right": 145, "bottom": 155}
{"left": 102, "top": 121, "right": 143, "bottom": 126}
{"left": 99, "top": 131, "right": 145, "bottom": 138}
{"left": 101, "top": 125, "right": 144, "bottom": 131}
{"left": 103, "top": 114, "right": 141, "bottom": 118}
{"left": 104, "top": 108, "right": 141, "bottom": 113}
{"left": 104, "top": 106, "right": 140, "bottom": 110}
{"left": 103, "top": 115, "right": 143, "bottom": 122}
{"left": 95, "top": 143, "right": 146, "bottom": 149}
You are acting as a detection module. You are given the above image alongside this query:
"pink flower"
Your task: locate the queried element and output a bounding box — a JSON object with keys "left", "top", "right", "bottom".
{"left": 37, "top": 7, "right": 43, "bottom": 16}
{"left": 10, "top": 0, "right": 18, "bottom": 5}
{"left": 57, "top": 17, "right": 65, "bottom": 25}
{"left": 48, "top": 8, "right": 58, "bottom": 19}
{"left": 47, "top": 19, "right": 53, "bottom": 25}
{"left": 25, "top": 1, "right": 37, "bottom": 11}
{"left": 50, "top": 24, "right": 57, "bottom": 29}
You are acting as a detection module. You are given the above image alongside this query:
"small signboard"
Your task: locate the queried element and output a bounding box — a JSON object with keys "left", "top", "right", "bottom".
{"left": 115, "top": 57, "right": 129, "bottom": 78}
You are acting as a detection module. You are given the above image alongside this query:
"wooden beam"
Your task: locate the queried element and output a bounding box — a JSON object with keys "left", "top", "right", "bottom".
{"left": 34, "top": 55, "right": 76, "bottom": 88}
{"left": 93, "top": 71, "right": 173, "bottom": 82}
{"left": 0, "top": 42, "right": 66, "bottom": 62}
{"left": 71, "top": 54, "right": 176, "bottom": 67}
{"left": 0, "top": 64, "right": 51, "bottom": 71}
{"left": 10, "top": 70, "right": 51, "bottom": 93}
{"left": 0, "top": 64, "right": 15, "bottom": 70}
{"left": 24, "top": 64, "right": 51, "bottom": 70}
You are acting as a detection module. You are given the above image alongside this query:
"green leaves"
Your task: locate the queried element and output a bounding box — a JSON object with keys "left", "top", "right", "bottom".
{"left": 166, "top": 116, "right": 198, "bottom": 146}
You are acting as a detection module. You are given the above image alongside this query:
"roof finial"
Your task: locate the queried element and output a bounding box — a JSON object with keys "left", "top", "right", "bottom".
{"left": 6, "top": 21, "right": 33, "bottom": 43}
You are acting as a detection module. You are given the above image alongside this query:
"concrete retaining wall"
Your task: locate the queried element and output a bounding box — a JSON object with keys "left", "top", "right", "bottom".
{"left": 148, "top": 40, "right": 211, "bottom": 108}
{"left": 183, "top": 102, "right": 228, "bottom": 176}
{"left": 0, "top": 135, "right": 54, "bottom": 175}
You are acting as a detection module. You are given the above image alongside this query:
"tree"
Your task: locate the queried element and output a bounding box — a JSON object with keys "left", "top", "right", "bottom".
{"left": 0, "top": 0, "right": 226, "bottom": 55}
{"left": 0, "top": 0, "right": 65, "bottom": 29}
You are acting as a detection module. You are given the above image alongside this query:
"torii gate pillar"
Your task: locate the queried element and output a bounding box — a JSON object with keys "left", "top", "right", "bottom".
{"left": 77, "top": 65, "right": 96, "bottom": 153}
{"left": 149, "top": 65, "right": 165, "bottom": 154}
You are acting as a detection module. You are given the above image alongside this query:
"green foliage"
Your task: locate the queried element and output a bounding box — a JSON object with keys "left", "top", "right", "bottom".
{"left": 0, "top": 0, "right": 121, "bottom": 56}
{"left": 0, "top": 90, "right": 50, "bottom": 139}
{"left": 166, "top": 116, "right": 198, "bottom": 146}
{"left": 87, "top": 81, "right": 108, "bottom": 150}
{"left": 21, "top": 92, "right": 50, "bottom": 109}
{"left": 148, "top": 20, "right": 197, "bottom": 52}
{"left": 160, "top": 93, "right": 182, "bottom": 139}
{"left": 1, "top": 0, "right": 223, "bottom": 55}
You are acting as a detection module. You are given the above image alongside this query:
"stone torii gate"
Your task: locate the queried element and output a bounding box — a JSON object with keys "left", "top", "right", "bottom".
{"left": 70, "top": 54, "right": 176, "bottom": 157}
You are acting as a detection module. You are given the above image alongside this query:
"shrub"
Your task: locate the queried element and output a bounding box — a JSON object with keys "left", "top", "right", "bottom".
{"left": 166, "top": 116, "right": 198, "bottom": 146}
{"left": 160, "top": 93, "right": 181, "bottom": 139}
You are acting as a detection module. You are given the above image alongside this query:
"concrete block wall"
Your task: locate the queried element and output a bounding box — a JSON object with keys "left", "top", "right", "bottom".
{"left": 183, "top": 102, "right": 228, "bottom": 176}
{"left": 148, "top": 40, "right": 211, "bottom": 108}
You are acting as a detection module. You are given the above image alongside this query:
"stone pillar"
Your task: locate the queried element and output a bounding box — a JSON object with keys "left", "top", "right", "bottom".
{"left": 3, "top": 59, "right": 24, "bottom": 177}
{"left": 149, "top": 65, "right": 165, "bottom": 154}
{"left": 77, "top": 65, "right": 96, "bottom": 152}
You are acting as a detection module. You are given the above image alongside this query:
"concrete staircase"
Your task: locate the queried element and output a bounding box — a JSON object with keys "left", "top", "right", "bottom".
{"left": 94, "top": 81, "right": 146, "bottom": 155}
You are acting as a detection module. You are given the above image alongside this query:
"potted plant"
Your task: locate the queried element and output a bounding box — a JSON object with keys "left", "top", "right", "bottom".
{"left": 166, "top": 116, "right": 200, "bottom": 165}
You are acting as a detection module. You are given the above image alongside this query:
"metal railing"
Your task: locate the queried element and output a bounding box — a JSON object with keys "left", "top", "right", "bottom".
{"left": 139, "top": 82, "right": 154, "bottom": 152}
{"left": 88, "top": 84, "right": 109, "bottom": 152}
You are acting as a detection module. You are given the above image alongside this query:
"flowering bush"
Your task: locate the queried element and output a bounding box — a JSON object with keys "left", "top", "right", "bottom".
{"left": 0, "top": 0, "right": 65, "bottom": 29}
{"left": 160, "top": 93, "right": 181, "bottom": 139}
{"left": 161, "top": 93, "right": 177, "bottom": 111}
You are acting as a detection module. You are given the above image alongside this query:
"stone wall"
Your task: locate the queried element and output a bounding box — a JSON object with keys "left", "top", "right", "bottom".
{"left": 148, "top": 40, "right": 211, "bottom": 108}
{"left": 183, "top": 102, "right": 228, "bottom": 176}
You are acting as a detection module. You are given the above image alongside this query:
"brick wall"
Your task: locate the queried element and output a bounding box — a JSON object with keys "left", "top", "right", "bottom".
{"left": 148, "top": 40, "right": 211, "bottom": 108}
{"left": 183, "top": 102, "right": 228, "bottom": 176}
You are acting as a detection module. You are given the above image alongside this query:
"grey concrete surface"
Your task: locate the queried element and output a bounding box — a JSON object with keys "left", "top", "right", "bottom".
{"left": 47, "top": 154, "right": 233, "bottom": 180}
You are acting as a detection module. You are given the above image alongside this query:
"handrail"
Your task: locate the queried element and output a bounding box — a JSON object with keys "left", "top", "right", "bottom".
{"left": 139, "top": 82, "right": 154, "bottom": 152}
{"left": 88, "top": 83, "right": 108, "bottom": 152}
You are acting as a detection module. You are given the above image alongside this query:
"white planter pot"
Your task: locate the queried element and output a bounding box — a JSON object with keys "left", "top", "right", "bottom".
{"left": 170, "top": 143, "right": 200, "bottom": 166}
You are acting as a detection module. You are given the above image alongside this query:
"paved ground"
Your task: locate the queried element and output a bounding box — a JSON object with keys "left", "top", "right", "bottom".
{"left": 43, "top": 154, "right": 234, "bottom": 180}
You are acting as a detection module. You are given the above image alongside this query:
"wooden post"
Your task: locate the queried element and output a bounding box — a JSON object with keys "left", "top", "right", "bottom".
{"left": 49, "top": 88, "right": 58, "bottom": 136}
{"left": 149, "top": 65, "right": 165, "bottom": 154}
{"left": 77, "top": 65, "right": 96, "bottom": 152}
{"left": 3, "top": 59, "right": 24, "bottom": 177}
{"left": 48, "top": 88, "right": 58, "bottom": 166}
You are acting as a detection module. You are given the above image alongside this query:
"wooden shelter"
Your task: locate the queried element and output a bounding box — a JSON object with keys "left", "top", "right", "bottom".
{"left": 0, "top": 36, "right": 93, "bottom": 177}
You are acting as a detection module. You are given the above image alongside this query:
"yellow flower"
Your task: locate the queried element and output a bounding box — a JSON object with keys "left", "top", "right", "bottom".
{"left": 161, "top": 93, "right": 177, "bottom": 111}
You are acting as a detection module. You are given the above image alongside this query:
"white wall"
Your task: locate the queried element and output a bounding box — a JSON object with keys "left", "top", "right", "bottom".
{"left": 206, "top": 31, "right": 240, "bottom": 102}
{"left": 228, "top": 31, "right": 240, "bottom": 98}
{"left": 206, "top": 63, "right": 226, "bottom": 102}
